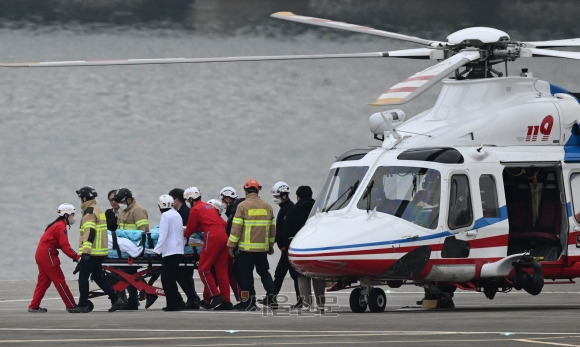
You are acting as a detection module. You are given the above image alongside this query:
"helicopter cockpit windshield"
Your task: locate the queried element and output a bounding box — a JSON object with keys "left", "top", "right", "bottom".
{"left": 310, "top": 166, "right": 369, "bottom": 216}
{"left": 357, "top": 166, "right": 441, "bottom": 229}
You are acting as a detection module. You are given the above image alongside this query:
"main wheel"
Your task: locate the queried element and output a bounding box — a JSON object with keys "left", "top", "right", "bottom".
{"left": 349, "top": 287, "right": 368, "bottom": 313}
{"left": 368, "top": 287, "right": 386, "bottom": 312}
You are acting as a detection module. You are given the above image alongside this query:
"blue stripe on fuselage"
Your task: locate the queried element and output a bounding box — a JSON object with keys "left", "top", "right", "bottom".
{"left": 290, "top": 206, "right": 509, "bottom": 253}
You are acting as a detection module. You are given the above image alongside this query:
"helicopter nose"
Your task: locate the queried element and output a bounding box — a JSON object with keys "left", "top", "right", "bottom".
{"left": 287, "top": 213, "right": 410, "bottom": 279}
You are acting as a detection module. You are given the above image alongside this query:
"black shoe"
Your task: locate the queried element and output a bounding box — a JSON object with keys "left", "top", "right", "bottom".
{"left": 120, "top": 299, "right": 139, "bottom": 310}
{"left": 207, "top": 295, "right": 226, "bottom": 309}
{"left": 264, "top": 294, "right": 278, "bottom": 309}
{"left": 214, "top": 301, "right": 234, "bottom": 310}
{"left": 67, "top": 306, "right": 90, "bottom": 313}
{"left": 184, "top": 300, "right": 200, "bottom": 310}
{"left": 234, "top": 302, "right": 259, "bottom": 311}
{"left": 199, "top": 300, "right": 210, "bottom": 309}
{"left": 145, "top": 295, "right": 158, "bottom": 309}
{"left": 27, "top": 307, "right": 47, "bottom": 313}
{"left": 109, "top": 298, "right": 127, "bottom": 312}
{"left": 162, "top": 301, "right": 185, "bottom": 311}
{"left": 291, "top": 302, "right": 303, "bottom": 309}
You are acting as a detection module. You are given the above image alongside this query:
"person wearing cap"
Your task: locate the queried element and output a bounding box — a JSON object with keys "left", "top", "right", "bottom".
{"left": 227, "top": 179, "right": 277, "bottom": 311}
{"left": 70, "top": 186, "right": 126, "bottom": 313}
{"left": 113, "top": 187, "right": 149, "bottom": 310}
{"left": 154, "top": 194, "right": 187, "bottom": 311}
{"left": 28, "top": 203, "right": 81, "bottom": 313}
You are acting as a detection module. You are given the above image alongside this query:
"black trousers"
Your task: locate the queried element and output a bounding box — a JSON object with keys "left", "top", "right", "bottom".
{"left": 273, "top": 250, "right": 300, "bottom": 300}
{"left": 176, "top": 266, "right": 200, "bottom": 303}
{"left": 161, "top": 254, "right": 184, "bottom": 308}
{"left": 236, "top": 251, "right": 275, "bottom": 305}
{"left": 78, "top": 256, "right": 118, "bottom": 307}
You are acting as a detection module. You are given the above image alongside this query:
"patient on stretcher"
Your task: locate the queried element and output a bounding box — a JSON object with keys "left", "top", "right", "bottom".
{"left": 107, "top": 228, "right": 203, "bottom": 259}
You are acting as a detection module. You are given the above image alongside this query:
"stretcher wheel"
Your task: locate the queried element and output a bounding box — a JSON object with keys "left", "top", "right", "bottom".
{"left": 86, "top": 300, "right": 94, "bottom": 312}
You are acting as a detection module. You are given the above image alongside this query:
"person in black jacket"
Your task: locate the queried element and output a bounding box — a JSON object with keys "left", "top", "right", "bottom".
{"left": 282, "top": 186, "right": 325, "bottom": 312}
{"left": 269, "top": 182, "right": 300, "bottom": 306}
{"left": 105, "top": 189, "right": 119, "bottom": 232}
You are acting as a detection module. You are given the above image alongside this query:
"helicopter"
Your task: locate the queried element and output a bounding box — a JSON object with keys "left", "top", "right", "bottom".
{"left": 4, "top": 12, "right": 580, "bottom": 313}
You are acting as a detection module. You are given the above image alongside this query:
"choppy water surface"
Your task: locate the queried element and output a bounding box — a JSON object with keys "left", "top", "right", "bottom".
{"left": 2, "top": 0, "right": 580, "bottom": 280}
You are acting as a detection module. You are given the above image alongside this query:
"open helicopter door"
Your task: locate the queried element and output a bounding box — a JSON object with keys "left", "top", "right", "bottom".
{"left": 503, "top": 163, "right": 566, "bottom": 261}
{"left": 562, "top": 164, "right": 580, "bottom": 260}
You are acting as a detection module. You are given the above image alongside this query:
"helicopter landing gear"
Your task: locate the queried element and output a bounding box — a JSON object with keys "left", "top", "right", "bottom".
{"left": 513, "top": 255, "right": 544, "bottom": 295}
{"left": 349, "top": 286, "right": 387, "bottom": 313}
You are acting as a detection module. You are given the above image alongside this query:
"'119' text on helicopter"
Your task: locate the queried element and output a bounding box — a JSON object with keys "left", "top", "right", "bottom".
{"left": 5, "top": 12, "right": 580, "bottom": 313}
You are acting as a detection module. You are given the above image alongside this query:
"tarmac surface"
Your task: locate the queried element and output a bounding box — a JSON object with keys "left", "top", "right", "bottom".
{"left": 2, "top": 279, "right": 580, "bottom": 346}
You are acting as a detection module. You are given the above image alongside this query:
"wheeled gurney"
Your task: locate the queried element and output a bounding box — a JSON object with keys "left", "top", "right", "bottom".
{"left": 88, "top": 228, "right": 201, "bottom": 304}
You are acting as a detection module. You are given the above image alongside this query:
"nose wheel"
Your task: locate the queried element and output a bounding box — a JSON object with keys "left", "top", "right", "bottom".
{"left": 349, "top": 286, "right": 386, "bottom": 313}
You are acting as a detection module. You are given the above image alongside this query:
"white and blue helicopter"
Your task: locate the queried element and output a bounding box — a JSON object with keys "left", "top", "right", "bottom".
{"left": 5, "top": 12, "right": 580, "bottom": 313}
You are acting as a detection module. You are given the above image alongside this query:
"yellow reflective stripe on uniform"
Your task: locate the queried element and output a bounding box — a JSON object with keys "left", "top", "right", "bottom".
{"left": 228, "top": 234, "right": 240, "bottom": 243}
{"left": 232, "top": 217, "right": 244, "bottom": 225}
{"left": 80, "top": 221, "right": 96, "bottom": 230}
{"left": 243, "top": 220, "right": 272, "bottom": 227}
{"left": 135, "top": 219, "right": 148, "bottom": 228}
{"left": 248, "top": 209, "right": 268, "bottom": 216}
{"left": 238, "top": 242, "right": 269, "bottom": 250}
{"left": 269, "top": 237, "right": 275, "bottom": 243}
{"left": 118, "top": 222, "right": 137, "bottom": 229}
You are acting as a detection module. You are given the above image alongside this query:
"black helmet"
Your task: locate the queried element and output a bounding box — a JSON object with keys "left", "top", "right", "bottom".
{"left": 113, "top": 188, "right": 133, "bottom": 203}
{"left": 76, "top": 186, "right": 98, "bottom": 199}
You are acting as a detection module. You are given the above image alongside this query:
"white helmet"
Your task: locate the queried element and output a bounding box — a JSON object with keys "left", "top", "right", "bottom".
{"left": 207, "top": 199, "right": 225, "bottom": 215}
{"left": 271, "top": 181, "right": 291, "bottom": 197}
{"left": 58, "top": 203, "right": 76, "bottom": 216}
{"left": 219, "top": 186, "right": 238, "bottom": 199}
{"left": 158, "top": 194, "right": 174, "bottom": 210}
{"left": 184, "top": 187, "right": 201, "bottom": 200}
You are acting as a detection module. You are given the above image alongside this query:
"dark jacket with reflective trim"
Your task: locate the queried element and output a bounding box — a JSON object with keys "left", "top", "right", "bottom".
{"left": 227, "top": 193, "right": 275, "bottom": 252}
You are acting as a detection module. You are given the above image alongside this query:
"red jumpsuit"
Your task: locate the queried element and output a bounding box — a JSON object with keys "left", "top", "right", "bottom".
{"left": 185, "top": 201, "right": 230, "bottom": 303}
{"left": 30, "top": 219, "right": 80, "bottom": 310}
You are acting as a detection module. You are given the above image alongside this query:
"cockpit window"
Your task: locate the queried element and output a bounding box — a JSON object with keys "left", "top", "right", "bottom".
{"left": 357, "top": 166, "right": 441, "bottom": 229}
{"left": 310, "top": 166, "right": 369, "bottom": 217}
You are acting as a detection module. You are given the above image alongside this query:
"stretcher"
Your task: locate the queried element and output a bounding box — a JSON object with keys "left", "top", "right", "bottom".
{"left": 88, "top": 229, "right": 202, "bottom": 306}
{"left": 88, "top": 253, "right": 199, "bottom": 300}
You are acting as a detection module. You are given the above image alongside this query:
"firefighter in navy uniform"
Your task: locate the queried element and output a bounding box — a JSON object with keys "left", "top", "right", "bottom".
{"left": 114, "top": 187, "right": 149, "bottom": 310}
{"left": 69, "top": 186, "right": 126, "bottom": 313}
{"left": 227, "top": 179, "right": 277, "bottom": 311}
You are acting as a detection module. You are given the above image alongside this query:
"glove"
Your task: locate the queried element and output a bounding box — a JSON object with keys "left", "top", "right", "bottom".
{"left": 73, "top": 261, "right": 81, "bottom": 275}
{"left": 268, "top": 245, "right": 274, "bottom": 255}
{"left": 228, "top": 247, "right": 236, "bottom": 258}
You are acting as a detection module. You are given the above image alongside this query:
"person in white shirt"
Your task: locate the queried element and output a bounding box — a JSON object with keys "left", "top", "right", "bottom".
{"left": 153, "top": 195, "right": 186, "bottom": 311}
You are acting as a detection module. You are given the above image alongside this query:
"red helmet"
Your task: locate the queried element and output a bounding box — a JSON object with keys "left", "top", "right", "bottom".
{"left": 244, "top": 179, "right": 261, "bottom": 190}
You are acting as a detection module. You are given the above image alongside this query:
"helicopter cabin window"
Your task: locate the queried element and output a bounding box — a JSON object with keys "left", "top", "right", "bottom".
{"left": 571, "top": 173, "right": 580, "bottom": 223}
{"left": 448, "top": 174, "right": 473, "bottom": 230}
{"left": 357, "top": 166, "right": 441, "bottom": 229}
{"left": 310, "top": 166, "right": 369, "bottom": 216}
{"left": 479, "top": 175, "right": 499, "bottom": 218}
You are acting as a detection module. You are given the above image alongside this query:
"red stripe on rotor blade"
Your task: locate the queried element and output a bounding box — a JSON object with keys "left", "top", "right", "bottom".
{"left": 386, "top": 86, "right": 418, "bottom": 93}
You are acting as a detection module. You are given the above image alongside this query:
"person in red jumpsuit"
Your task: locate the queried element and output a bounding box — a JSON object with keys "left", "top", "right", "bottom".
{"left": 29, "top": 203, "right": 81, "bottom": 313}
{"left": 184, "top": 187, "right": 231, "bottom": 310}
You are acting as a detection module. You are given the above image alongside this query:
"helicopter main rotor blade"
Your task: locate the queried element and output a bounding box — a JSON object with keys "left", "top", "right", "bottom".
{"left": 371, "top": 50, "right": 481, "bottom": 106}
{"left": 272, "top": 12, "right": 444, "bottom": 47}
{"left": 524, "top": 38, "right": 580, "bottom": 48}
{"left": 528, "top": 48, "right": 580, "bottom": 60}
{"left": 0, "top": 49, "right": 437, "bottom": 68}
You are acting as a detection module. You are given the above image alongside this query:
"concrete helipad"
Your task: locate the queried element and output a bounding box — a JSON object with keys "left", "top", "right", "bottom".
{"left": 2, "top": 279, "right": 580, "bottom": 346}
